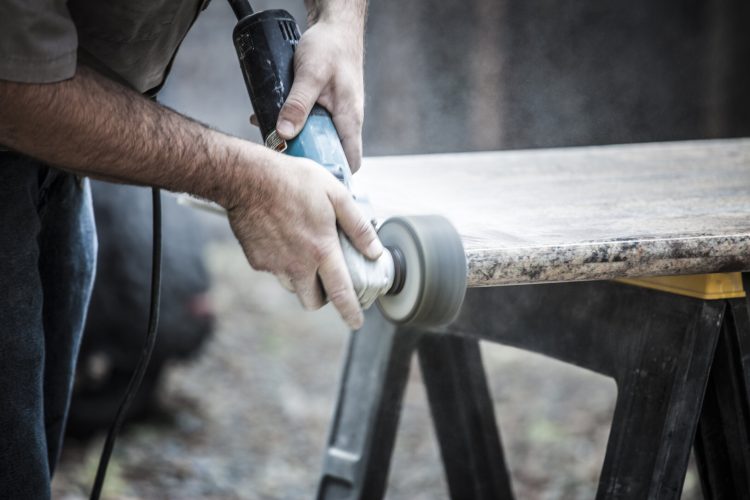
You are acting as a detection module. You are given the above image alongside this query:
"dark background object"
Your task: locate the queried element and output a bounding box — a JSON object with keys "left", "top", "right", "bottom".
{"left": 160, "top": 0, "right": 750, "bottom": 153}
{"left": 363, "top": 0, "right": 750, "bottom": 153}
{"left": 66, "top": 182, "right": 215, "bottom": 438}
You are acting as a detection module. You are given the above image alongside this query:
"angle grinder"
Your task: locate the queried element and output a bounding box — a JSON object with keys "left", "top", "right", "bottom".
{"left": 228, "top": 0, "right": 466, "bottom": 326}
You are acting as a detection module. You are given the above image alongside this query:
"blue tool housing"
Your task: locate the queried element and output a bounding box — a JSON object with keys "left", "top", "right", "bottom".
{"left": 286, "top": 106, "right": 353, "bottom": 188}
{"left": 231, "top": 5, "right": 351, "bottom": 187}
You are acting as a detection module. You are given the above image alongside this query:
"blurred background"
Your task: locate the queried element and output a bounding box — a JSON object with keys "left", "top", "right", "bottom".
{"left": 53, "top": 0, "right": 750, "bottom": 498}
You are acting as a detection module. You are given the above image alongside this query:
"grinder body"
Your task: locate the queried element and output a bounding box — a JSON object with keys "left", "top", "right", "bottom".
{"left": 232, "top": 8, "right": 352, "bottom": 187}
{"left": 229, "top": 1, "right": 467, "bottom": 327}
{"left": 231, "top": 5, "right": 394, "bottom": 305}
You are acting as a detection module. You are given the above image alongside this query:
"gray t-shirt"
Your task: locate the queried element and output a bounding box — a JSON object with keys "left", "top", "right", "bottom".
{"left": 0, "top": 0, "right": 208, "bottom": 93}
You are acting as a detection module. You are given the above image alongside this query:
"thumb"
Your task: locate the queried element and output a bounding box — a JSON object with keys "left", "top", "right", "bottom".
{"left": 277, "top": 67, "right": 323, "bottom": 140}
{"left": 330, "top": 189, "right": 383, "bottom": 260}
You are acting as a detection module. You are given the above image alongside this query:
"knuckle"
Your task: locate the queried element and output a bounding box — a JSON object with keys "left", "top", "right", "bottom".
{"left": 248, "top": 254, "right": 269, "bottom": 272}
{"left": 286, "top": 262, "right": 307, "bottom": 280}
{"left": 305, "top": 298, "right": 325, "bottom": 311}
{"left": 282, "top": 96, "right": 308, "bottom": 118}
{"left": 298, "top": 63, "right": 328, "bottom": 86}
{"left": 326, "top": 186, "right": 346, "bottom": 208}
{"left": 338, "top": 118, "right": 362, "bottom": 136}
{"left": 340, "top": 96, "right": 363, "bottom": 123}
{"left": 327, "top": 286, "right": 352, "bottom": 306}
{"left": 297, "top": 293, "right": 316, "bottom": 310}
{"left": 311, "top": 66, "right": 329, "bottom": 85}
{"left": 311, "top": 240, "right": 335, "bottom": 264}
{"left": 352, "top": 217, "right": 373, "bottom": 240}
{"left": 282, "top": 90, "right": 315, "bottom": 119}
{"left": 277, "top": 275, "right": 295, "bottom": 292}
{"left": 352, "top": 112, "right": 364, "bottom": 128}
{"left": 334, "top": 111, "right": 363, "bottom": 135}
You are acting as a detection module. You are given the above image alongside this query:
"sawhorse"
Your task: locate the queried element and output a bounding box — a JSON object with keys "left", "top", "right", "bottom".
{"left": 316, "top": 273, "right": 750, "bottom": 499}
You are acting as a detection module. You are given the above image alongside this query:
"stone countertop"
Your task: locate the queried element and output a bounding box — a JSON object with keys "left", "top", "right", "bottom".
{"left": 353, "top": 138, "right": 750, "bottom": 287}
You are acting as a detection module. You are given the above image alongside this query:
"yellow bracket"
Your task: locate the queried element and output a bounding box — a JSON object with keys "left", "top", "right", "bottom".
{"left": 616, "top": 272, "right": 746, "bottom": 300}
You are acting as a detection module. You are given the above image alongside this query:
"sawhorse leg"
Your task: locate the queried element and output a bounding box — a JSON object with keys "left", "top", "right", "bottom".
{"left": 316, "top": 311, "right": 512, "bottom": 500}
{"left": 597, "top": 300, "right": 725, "bottom": 499}
{"left": 694, "top": 298, "right": 750, "bottom": 498}
{"left": 418, "top": 335, "right": 514, "bottom": 499}
{"left": 316, "top": 308, "right": 419, "bottom": 500}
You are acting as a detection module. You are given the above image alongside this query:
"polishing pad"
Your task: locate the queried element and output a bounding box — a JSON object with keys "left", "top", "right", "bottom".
{"left": 377, "top": 216, "right": 466, "bottom": 327}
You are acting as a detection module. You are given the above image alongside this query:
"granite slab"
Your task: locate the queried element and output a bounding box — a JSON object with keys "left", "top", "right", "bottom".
{"left": 353, "top": 138, "right": 750, "bottom": 287}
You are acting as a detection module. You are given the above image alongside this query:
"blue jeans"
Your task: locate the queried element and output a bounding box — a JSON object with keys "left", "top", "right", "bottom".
{"left": 0, "top": 153, "right": 97, "bottom": 499}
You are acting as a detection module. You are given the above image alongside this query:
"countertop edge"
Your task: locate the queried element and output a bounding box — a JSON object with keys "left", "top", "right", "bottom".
{"left": 466, "top": 234, "right": 750, "bottom": 287}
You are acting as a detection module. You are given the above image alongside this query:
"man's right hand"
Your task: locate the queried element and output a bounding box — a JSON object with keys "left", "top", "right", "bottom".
{"left": 224, "top": 148, "right": 383, "bottom": 330}
{"left": 0, "top": 66, "right": 380, "bottom": 329}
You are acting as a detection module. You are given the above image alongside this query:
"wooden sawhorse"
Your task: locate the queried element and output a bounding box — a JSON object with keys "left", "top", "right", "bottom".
{"left": 316, "top": 273, "right": 750, "bottom": 499}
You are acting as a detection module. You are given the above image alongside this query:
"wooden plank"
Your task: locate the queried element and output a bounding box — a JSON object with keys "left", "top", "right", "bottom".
{"left": 354, "top": 139, "right": 750, "bottom": 287}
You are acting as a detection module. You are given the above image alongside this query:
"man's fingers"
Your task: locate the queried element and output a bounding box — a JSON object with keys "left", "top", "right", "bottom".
{"left": 332, "top": 112, "right": 363, "bottom": 173}
{"left": 277, "top": 67, "right": 323, "bottom": 139}
{"left": 318, "top": 247, "right": 363, "bottom": 330}
{"left": 330, "top": 190, "right": 383, "bottom": 260}
{"left": 293, "top": 272, "right": 326, "bottom": 310}
{"left": 341, "top": 134, "right": 363, "bottom": 174}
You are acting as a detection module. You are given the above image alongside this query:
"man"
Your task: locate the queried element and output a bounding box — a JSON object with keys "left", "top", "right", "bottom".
{"left": 0, "top": 0, "right": 379, "bottom": 496}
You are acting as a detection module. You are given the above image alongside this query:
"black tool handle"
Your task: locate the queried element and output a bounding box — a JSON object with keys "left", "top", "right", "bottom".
{"left": 232, "top": 8, "right": 300, "bottom": 141}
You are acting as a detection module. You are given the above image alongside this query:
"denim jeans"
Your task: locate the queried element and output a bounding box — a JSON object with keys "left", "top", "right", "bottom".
{"left": 0, "top": 152, "right": 97, "bottom": 499}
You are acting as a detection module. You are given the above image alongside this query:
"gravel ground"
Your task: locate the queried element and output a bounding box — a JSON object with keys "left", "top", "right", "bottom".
{"left": 52, "top": 222, "right": 702, "bottom": 499}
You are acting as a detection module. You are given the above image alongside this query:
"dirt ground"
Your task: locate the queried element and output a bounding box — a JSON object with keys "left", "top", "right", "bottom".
{"left": 51, "top": 216, "right": 702, "bottom": 500}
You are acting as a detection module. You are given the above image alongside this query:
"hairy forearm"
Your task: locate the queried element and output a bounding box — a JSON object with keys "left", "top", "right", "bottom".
{"left": 0, "top": 65, "right": 272, "bottom": 208}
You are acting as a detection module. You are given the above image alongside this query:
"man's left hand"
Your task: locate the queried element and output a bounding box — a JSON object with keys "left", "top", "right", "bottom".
{"left": 275, "top": 18, "right": 365, "bottom": 172}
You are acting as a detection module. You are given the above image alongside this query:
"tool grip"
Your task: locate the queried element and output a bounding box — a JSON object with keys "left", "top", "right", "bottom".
{"left": 285, "top": 105, "right": 353, "bottom": 189}
{"left": 231, "top": 8, "right": 351, "bottom": 188}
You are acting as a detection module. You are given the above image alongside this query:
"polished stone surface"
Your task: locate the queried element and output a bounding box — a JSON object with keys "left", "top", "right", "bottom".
{"left": 354, "top": 139, "right": 750, "bottom": 287}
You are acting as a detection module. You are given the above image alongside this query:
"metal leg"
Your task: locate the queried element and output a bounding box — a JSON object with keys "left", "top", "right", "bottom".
{"left": 417, "top": 335, "right": 514, "bottom": 500}
{"left": 694, "top": 298, "right": 750, "bottom": 498}
{"left": 316, "top": 307, "right": 421, "bottom": 500}
{"left": 597, "top": 300, "right": 725, "bottom": 499}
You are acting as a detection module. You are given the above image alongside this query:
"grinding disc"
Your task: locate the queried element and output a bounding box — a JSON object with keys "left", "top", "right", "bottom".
{"left": 377, "top": 215, "right": 467, "bottom": 327}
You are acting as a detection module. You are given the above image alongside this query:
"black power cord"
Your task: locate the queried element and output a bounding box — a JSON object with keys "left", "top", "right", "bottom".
{"left": 227, "top": 0, "right": 254, "bottom": 19}
{"left": 89, "top": 187, "right": 163, "bottom": 500}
